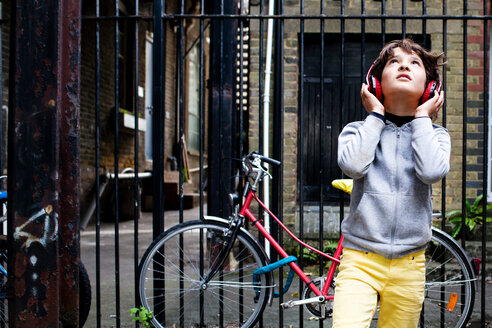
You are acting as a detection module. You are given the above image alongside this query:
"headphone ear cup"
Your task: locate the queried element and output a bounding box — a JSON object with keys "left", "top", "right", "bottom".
{"left": 368, "top": 75, "right": 383, "bottom": 101}
{"left": 420, "top": 80, "right": 439, "bottom": 104}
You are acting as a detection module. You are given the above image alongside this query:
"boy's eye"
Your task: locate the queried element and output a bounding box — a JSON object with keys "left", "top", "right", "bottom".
{"left": 390, "top": 59, "right": 398, "bottom": 64}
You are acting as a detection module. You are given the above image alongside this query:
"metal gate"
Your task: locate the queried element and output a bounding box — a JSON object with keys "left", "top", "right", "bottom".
{"left": 4, "top": 0, "right": 491, "bottom": 327}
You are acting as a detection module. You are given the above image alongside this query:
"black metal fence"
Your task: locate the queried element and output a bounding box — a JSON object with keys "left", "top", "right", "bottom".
{"left": 3, "top": 0, "right": 491, "bottom": 326}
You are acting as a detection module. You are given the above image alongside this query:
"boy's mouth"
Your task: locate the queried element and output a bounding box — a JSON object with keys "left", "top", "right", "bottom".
{"left": 396, "top": 74, "right": 411, "bottom": 80}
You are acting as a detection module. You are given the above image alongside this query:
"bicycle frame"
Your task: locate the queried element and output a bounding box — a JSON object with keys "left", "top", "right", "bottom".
{"left": 239, "top": 187, "right": 344, "bottom": 300}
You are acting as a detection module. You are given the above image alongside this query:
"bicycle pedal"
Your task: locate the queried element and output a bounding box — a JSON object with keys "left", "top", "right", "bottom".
{"left": 281, "top": 296, "right": 324, "bottom": 309}
{"left": 280, "top": 300, "right": 295, "bottom": 309}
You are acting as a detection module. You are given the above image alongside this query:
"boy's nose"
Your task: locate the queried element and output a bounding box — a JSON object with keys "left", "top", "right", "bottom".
{"left": 398, "top": 64, "right": 410, "bottom": 71}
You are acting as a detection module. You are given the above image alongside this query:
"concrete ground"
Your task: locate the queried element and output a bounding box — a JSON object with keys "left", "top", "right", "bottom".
{"left": 80, "top": 206, "right": 492, "bottom": 327}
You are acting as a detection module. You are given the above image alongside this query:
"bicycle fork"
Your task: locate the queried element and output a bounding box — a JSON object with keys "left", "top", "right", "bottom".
{"left": 200, "top": 215, "right": 244, "bottom": 287}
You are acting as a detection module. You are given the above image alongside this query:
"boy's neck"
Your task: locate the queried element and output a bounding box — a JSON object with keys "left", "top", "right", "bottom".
{"left": 383, "top": 95, "right": 420, "bottom": 116}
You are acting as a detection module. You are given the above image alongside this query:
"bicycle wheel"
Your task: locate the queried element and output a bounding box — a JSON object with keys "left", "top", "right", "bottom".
{"left": 421, "top": 228, "right": 476, "bottom": 328}
{"left": 138, "top": 220, "right": 271, "bottom": 328}
{"left": 78, "top": 261, "right": 91, "bottom": 327}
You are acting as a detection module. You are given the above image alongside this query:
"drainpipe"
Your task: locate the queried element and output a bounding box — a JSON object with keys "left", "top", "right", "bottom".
{"left": 262, "top": 0, "right": 275, "bottom": 256}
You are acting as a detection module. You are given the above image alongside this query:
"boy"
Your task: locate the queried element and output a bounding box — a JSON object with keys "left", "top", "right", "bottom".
{"left": 333, "top": 39, "right": 450, "bottom": 327}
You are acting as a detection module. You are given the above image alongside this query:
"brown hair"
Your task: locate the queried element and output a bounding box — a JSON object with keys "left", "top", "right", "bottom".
{"left": 371, "top": 38, "right": 445, "bottom": 85}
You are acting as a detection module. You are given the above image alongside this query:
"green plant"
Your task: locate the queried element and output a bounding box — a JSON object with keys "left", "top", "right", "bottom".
{"left": 296, "top": 240, "right": 339, "bottom": 264}
{"left": 445, "top": 194, "right": 492, "bottom": 238}
{"left": 130, "top": 307, "right": 154, "bottom": 328}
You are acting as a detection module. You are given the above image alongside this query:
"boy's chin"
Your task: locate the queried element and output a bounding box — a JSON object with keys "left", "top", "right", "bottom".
{"left": 383, "top": 89, "right": 422, "bottom": 101}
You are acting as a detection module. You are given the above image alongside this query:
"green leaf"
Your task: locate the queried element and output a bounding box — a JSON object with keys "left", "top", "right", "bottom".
{"left": 451, "top": 222, "right": 462, "bottom": 238}
{"left": 445, "top": 210, "right": 462, "bottom": 219}
{"left": 472, "top": 194, "right": 484, "bottom": 209}
{"left": 465, "top": 199, "right": 472, "bottom": 214}
{"left": 469, "top": 220, "right": 476, "bottom": 231}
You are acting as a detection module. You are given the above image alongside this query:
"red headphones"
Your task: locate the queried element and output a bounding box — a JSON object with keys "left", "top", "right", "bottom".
{"left": 366, "top": 63, "right": 441, "bottom": 105}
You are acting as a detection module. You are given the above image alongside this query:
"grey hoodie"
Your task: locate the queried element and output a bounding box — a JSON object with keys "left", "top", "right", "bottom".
{"left": 338, "top": 114, "right": 451, "bottom": 259}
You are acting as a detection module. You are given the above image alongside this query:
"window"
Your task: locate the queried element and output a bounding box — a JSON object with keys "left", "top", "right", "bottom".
{"left": 187, "top": 46, "right": 200, "bottom": 152}
{"left": 118, "top": 3, "right": 135, "bottom": 112}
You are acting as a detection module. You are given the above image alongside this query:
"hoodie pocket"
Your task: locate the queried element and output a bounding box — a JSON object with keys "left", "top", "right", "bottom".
{"left": 344, "top": 192, "right": 396, "bottom": 245}
{"left": 394, "top": 194, "right": 432, "bottom": 247}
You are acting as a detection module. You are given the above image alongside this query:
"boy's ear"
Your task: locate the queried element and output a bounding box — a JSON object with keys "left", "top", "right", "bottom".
{"left": 420, "top": 80, "right": 441, "bottom": 104}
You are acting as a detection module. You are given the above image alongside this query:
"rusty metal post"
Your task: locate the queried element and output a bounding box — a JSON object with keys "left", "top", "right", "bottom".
{"left": 58, "top": 0, "right": 82, "bottom": 327}
{"left": 7, "top": 0, "right": 81, "bottom": 327}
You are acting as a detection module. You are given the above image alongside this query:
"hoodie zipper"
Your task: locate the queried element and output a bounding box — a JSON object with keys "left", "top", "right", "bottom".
{"left": 390, "top": 127, "right": 401, "bottom": 259}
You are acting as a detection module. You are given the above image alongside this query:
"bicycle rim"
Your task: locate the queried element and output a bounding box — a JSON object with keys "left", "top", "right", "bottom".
{"left": 138, "top": 220, "right": 270, "bottom": 328}
{"left": 0, "top": 270, "right": 5, "bottom": 328}
{"left": 421, "top": 229, "right": 476, "bottom": 328}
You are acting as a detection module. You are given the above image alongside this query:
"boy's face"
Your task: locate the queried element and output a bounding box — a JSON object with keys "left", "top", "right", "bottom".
{"left": 380, "top": 47, "right": 427, "bottom": 103}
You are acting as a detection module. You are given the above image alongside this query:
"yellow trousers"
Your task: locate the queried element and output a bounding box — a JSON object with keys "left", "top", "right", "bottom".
{"left": 332, "top": 248, "right": 425, "bottom": 328}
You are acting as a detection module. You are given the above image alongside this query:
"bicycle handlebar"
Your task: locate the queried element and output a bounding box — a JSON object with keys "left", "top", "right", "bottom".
{"left": 247, "top": 151, "right": 281, "bottom": 167}
{"left": 258, "top": 155, "right": 281, "bottom": 166}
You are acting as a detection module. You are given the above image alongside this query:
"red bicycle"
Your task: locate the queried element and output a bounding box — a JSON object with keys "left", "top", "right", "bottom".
{"left": 137, "top": 152, "right": 476, "bottom": 328}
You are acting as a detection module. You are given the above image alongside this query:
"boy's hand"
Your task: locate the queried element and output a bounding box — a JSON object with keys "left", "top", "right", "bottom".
{"left": 415, "top": 91, "right": 445, "bottom": 118}
{"left": 361, "top": 84, "right": 384, "bottom": 115}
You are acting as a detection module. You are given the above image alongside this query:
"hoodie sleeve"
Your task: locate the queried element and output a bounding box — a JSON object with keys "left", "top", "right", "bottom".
{"left": 411, "top": 117, "right": 451, "bottom": 184}
{"left": 337, "top": 114, "right": 385, "bottom": 179}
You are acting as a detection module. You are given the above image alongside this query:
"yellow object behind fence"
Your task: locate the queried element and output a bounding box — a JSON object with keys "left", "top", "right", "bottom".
{"left": 331, "top": 179, "right": 353, "bottom": 195}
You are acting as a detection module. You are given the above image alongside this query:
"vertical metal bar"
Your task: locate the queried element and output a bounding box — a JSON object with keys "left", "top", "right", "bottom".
{"left": 461, "top": 0, "right": 467, "bottom": 249}
{"left": 0, "top": 2, "right": 3, "bottom": 180}
{"left": 297, "top": 0, "right": 305, "bottom": 327}
{"left": 133, "top": 0, "right": 140, "bottom": 315}
{"left": 178, "top": 1, "right": 185, "bottom": 326}
{"left": 438, "top": 4, "right": 447, "bottom": 327}
{"left": 402, "top": 0, "right": 406, "bottom": 38}
{"left": 95, "top": 1, "right": 102, "bottom": 326}
{"left": 8, "top": 0, "right": 61, "bottom": 325}
{"left": 273, "top": 2, "right": 285, "bottom": 326}
{"left": 238, "top": 4, "right": 245, "bottom": 322}
{"left": 481, "top": 2, "right": 488, "bottom": 326}
{"left": 113, "top": 1, "right": 121, "bottom": 326}
{"left": 219, "top": 2, "right": 225, "bottom": 325}
{"left": 152, "top": 0, "right": 166, "bottom": 323}
{"left": 339, "top": 0, "right": 346, "bottom": 228}
{"left": 361, "top": 0, "right": 366, "bottom": 122}
{"left": 58, "top": 0, "right": 82, "bottom": 326}
{"left": 422, "top": 0, "right": 427, "bottom": 46}
{"left": 381, "top": 0, "right": 386, "bottom": 45}
{"left": 318, "top": 0, "right": 325, "bottom": 288}
{"left": 239, "top": 4, "right": 244, "bottom": 159}
{"left": 179, "top": 0, "right": 184, "bottom": 225}
{"left": 441, "top": 1, "right": 448, "bottom": 232}
{"left": 199, "top": 0, "right": 205, "bottom": 323}
{"left": 199, "top": 1, "right": 205, "bottom": 216}
{"left": 258, "top": 2, "right": 265, "bottom": 280}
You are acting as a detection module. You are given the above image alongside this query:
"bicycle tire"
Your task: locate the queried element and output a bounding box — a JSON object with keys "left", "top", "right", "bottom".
{"left": 78, "top": 261, "right": 91, "bottom": 327}
{"left": 420, "top": 227, "right": 476, "bottom": 328}
{"left": 137, "top": 220, "right": 271, "bottom": 328}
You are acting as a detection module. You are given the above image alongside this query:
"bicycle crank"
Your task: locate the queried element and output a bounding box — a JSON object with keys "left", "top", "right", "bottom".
{"left": 302, "top": 277, "right": 335, "bottom": 319}
{"left": 280, "top": 295, "right": 325, "bottom": 309}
